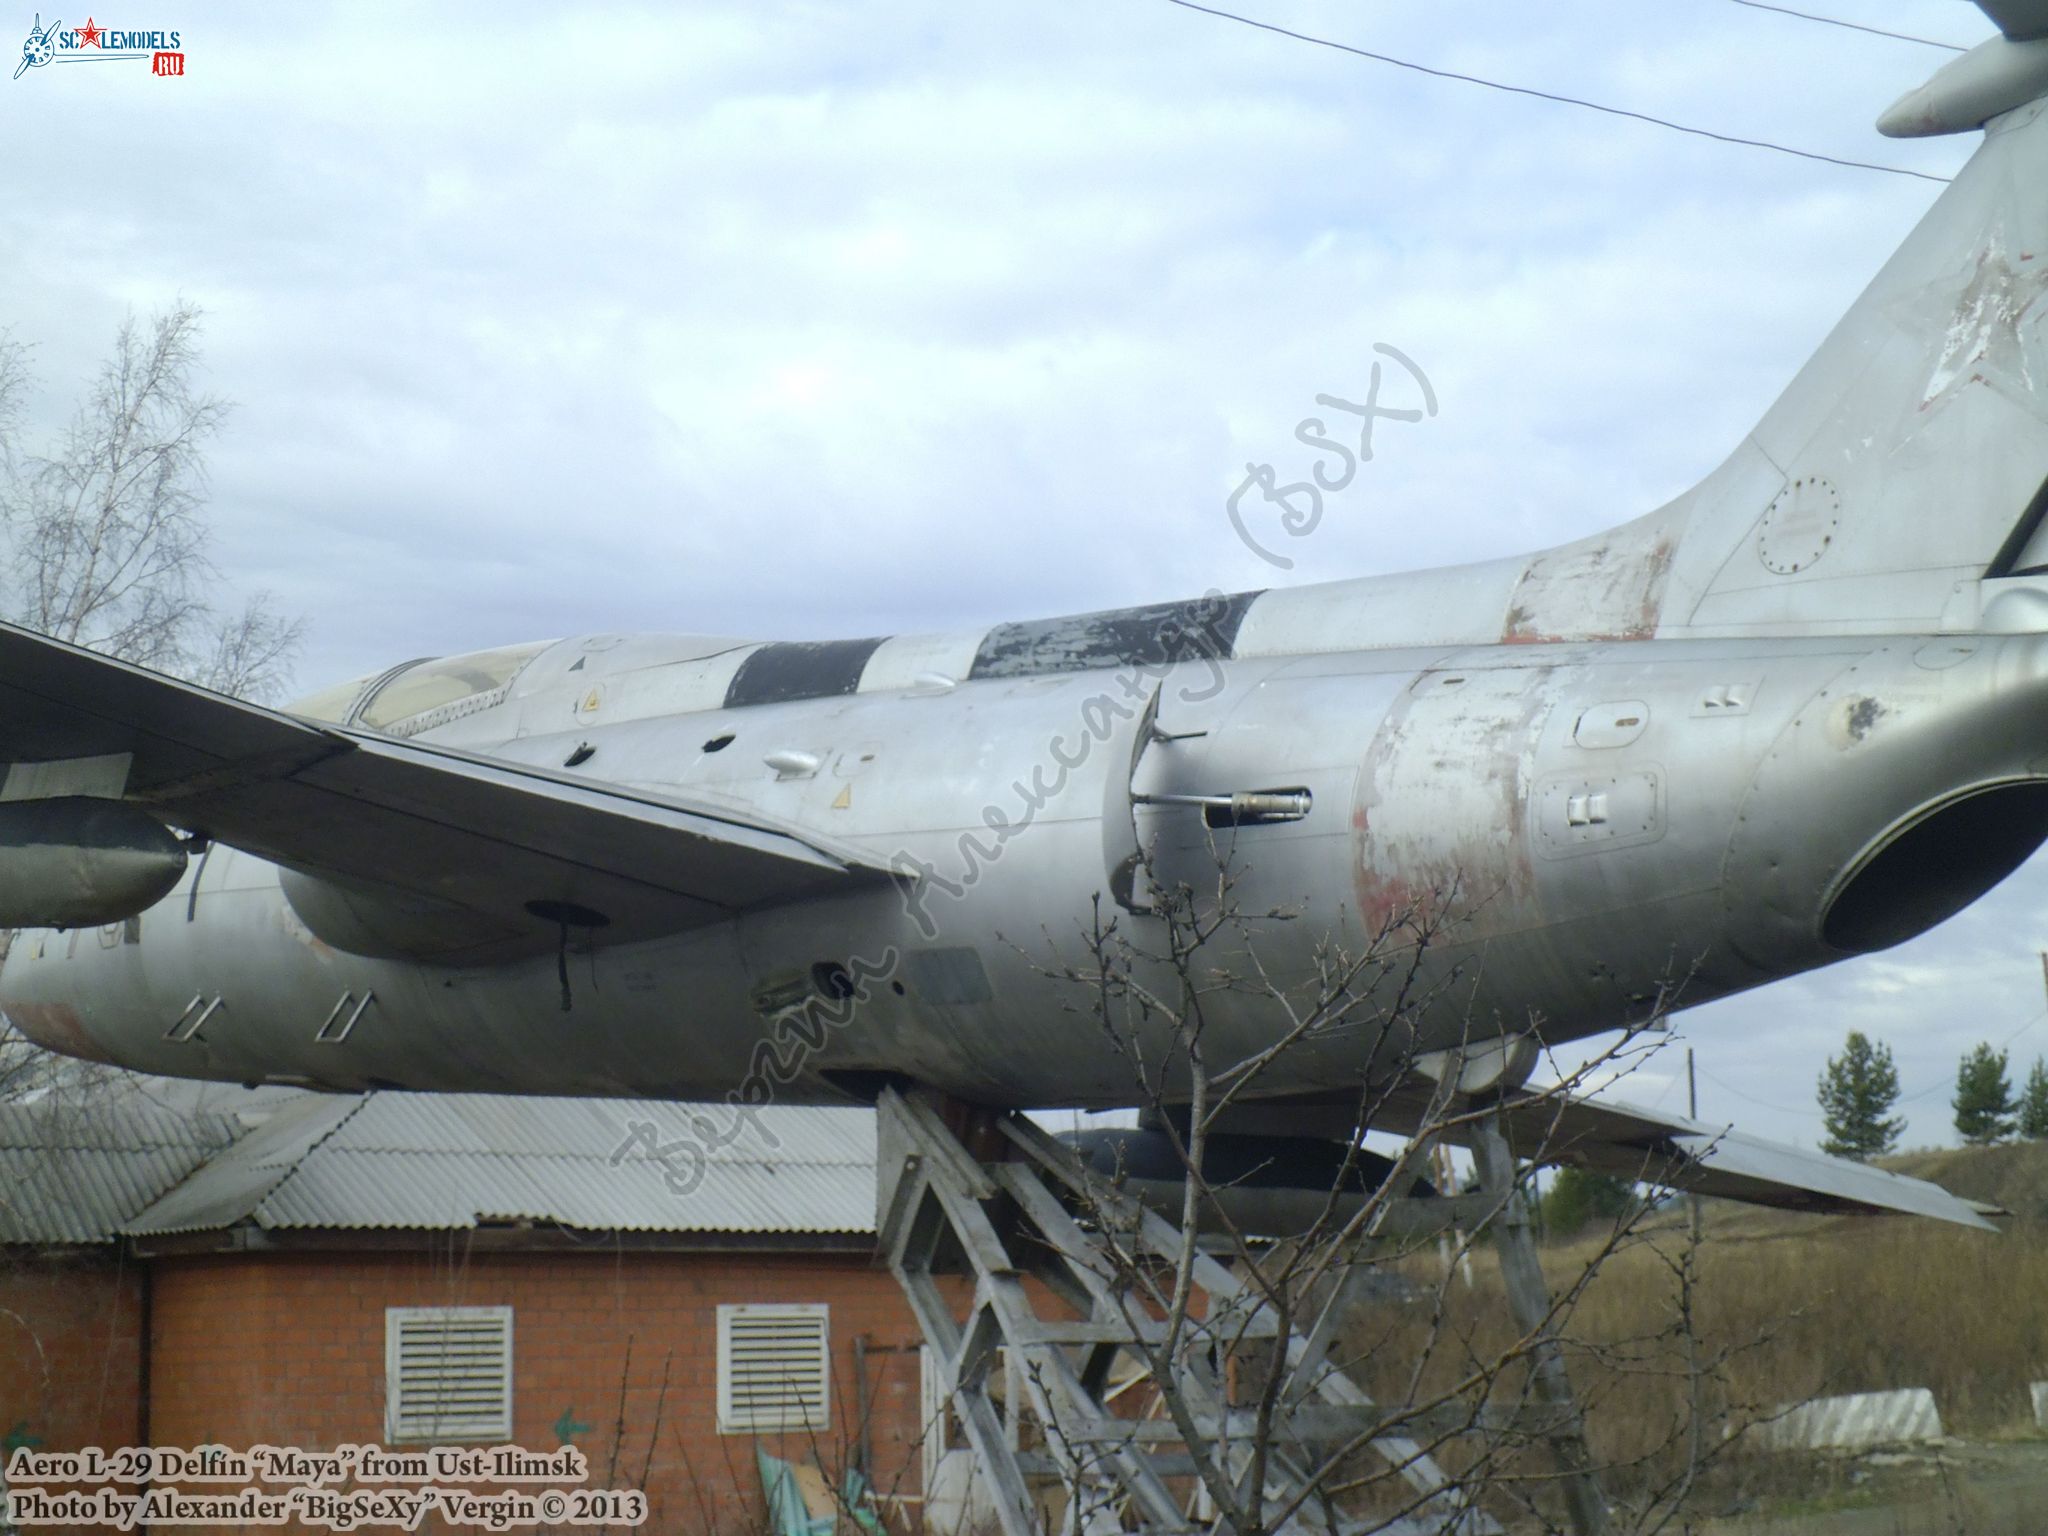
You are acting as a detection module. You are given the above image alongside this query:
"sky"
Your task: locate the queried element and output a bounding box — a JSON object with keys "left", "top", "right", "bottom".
{"left": 2, "top": 1, "right": 2040, "bottom": 1149}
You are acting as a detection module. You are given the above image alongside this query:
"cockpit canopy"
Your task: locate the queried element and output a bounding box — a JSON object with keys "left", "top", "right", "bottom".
{"left": 289, "top": 641, "right": 553, "bottom": 736}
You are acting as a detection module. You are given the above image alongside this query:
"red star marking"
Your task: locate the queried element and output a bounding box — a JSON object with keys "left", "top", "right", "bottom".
{"left": 76, "top": 17, "right": 102, "bottom": 47}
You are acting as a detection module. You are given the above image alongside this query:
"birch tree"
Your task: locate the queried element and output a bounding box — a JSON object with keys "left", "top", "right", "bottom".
{"left": 0, "top": 302, "right": 302, "bottom": 699}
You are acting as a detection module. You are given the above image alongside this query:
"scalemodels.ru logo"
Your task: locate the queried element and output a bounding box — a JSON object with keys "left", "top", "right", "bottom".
{"left": 14, "top": 14, "right": 184, "bottom": 79}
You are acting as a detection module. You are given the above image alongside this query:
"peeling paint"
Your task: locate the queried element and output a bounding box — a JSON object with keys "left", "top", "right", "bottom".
{"left": 1501, "top": 515, "right": 1678, "bottom": 645}
{"left": 1921, "top": 224, "right": 2048, "bottom": 407}
{"left": 1354, "top": 666, "right": 1556, "bottom": 943}
{"left": 970, "top": 592, "right": 1261, "bottom": 681}
{"left": 1828, "top": 695, "right": 1890, "bottom": 748}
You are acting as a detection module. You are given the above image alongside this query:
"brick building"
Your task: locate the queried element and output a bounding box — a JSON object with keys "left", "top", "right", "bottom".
{"left": 0, "top": 1093, "right": 236, "bottom": 1463}
{"left": 0, "top": 1085, "right": 940, "bottom": 1531}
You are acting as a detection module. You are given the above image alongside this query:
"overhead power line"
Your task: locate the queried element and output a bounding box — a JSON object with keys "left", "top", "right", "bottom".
{"left": 1724, "top": 0, "right": 1968, "bottom": 53}
{"left": 1896, "top": 1006, "right": 2048, "bottom": 1102}
{"left": 1693, "top": 1063, "right": 1824, "bottom": 1121}
{"left": 1160, "top": 0, "right": 1953, "bottom": 185}
{"left": 1695, "top": 998, "right": 2048, "bottom": 1118}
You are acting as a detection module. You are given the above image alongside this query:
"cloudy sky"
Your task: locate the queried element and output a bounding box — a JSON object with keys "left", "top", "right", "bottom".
{"left": 4, "top": 1, "right": 2039, "bottom": 1148}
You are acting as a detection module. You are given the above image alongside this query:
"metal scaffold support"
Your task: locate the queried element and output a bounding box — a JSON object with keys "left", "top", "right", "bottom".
{"left": 873, "top": 1086, "right": 1608, "bottom": 1536}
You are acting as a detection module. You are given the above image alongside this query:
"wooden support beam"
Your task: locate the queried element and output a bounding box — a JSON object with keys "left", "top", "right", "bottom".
{"left": 1471, "top": 1115, "right": 1612, "bottom": 1536}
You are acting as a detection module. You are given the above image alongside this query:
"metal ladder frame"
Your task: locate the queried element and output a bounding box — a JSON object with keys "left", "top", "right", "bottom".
{"left": 876, "top": 1087, "right": 1592, "bottom": 1535}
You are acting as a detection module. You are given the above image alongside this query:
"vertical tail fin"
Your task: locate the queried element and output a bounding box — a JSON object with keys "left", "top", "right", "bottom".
{"left": 1641, "top": 56, "right": 2048, "bottom": 637}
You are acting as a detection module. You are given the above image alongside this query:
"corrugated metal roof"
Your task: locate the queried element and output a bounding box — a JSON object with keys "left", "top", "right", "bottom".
{"left": 0, "top": 1096, "right": 239, "bottom": 1244}
{"left": 125, "top": 1093, "right": 877, "bottom": 1238}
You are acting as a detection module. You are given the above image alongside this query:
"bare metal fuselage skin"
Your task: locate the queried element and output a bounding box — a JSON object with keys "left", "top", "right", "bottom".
{"left": 6, "top": 625, "right": 2045, "bottom": 1107}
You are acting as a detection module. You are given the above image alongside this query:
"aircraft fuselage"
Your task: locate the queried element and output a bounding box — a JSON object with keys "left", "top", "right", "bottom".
{"left": 7, "top": 625, "right": 2044, "bottom": 1109}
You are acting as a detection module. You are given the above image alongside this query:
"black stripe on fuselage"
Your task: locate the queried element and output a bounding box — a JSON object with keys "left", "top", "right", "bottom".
{"left": 968, "top": 590, "right": 1263, "bottom": 681}
{"left": 724, "top": 637, "right": 890, "bottom": 708}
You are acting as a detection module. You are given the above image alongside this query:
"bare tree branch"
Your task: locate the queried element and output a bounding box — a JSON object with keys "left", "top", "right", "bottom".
{"left": 0, "top": 302, "right": 303, "bottom": 700}
{"left": 0, "top": 327, "right": 29, "bottom": 482}
{"left": 197, "top": 590, "right": 306, "bottom": 703}
{"left": 1010, "top": 846, "right": 1761, "bottom": 1535}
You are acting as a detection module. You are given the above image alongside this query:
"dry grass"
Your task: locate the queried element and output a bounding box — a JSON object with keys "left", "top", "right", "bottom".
{"left": 1324, "top": 1142, "right": 2048, "bottom": 1527}
{"left": 1546, "top": 1212, "right": 2048, "bottom": 1439}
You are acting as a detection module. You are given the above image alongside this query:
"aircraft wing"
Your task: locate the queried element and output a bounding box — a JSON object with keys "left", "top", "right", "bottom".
{"left": 1482, "top": 1090, "right": 2001, "bottom": 1230}
{"left": 1367, "top": 1082, "right": 1998, "bottom": 1231}
{"left": 0, "top": 622, "right": 895, "bottom": 957}
{"left": 1978, "top": 1, "right": 2048, "bottom": 41}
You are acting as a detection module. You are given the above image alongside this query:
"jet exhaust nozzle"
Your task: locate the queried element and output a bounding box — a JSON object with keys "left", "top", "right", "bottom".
{"left": 0, "top": 797, "right": 187, "bottom": 928}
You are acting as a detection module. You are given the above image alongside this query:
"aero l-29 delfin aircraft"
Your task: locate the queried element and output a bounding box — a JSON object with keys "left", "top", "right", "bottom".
{"left": 7, "top": 8, "right": 2048, "bottom": 1230}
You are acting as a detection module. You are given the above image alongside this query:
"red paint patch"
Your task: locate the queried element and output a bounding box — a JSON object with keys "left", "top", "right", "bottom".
{"left": 3, "top": 999, "right": 114, "bottom": 1063}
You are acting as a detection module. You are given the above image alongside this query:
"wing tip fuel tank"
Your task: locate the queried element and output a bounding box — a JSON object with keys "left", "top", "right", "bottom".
{"left": 0, "top": 796, "right": 186, "bottom": 928}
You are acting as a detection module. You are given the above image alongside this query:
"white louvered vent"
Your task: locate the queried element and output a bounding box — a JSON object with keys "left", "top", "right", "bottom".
{"left": 717, "top": 1303, "right": 830, "bottom": 1434}
{"left": 385, "top": 1306, "right": 513, "bottom": 1443}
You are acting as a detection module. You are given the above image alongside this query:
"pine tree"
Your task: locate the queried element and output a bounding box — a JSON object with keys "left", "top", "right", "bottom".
{"left": 2020, "top": 1057, "right": 2048, "bottom": 1141}
{"left": 1953, "top": 1043, "right": 2017, "bottom": 1145}
{"left": 1816, "top": 1031, "right": 1905, "bottom": 1160}
{"left": 1540, "top": 1166, "right": 1638, "bottom": 1236}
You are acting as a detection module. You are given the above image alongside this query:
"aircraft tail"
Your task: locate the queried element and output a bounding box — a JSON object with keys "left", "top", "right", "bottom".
{"left": 1561, "top": 32, "right": 2048, "bottom": 642}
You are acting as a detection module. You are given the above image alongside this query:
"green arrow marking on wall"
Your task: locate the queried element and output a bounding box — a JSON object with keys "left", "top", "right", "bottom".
{"left": 553, "top": 1407, "right": 593, "bottom": 1443}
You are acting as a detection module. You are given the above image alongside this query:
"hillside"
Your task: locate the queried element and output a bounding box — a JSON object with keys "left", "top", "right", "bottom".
{"left": 1883, "top": 1138, "right": 2048, "bottom": 1225}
